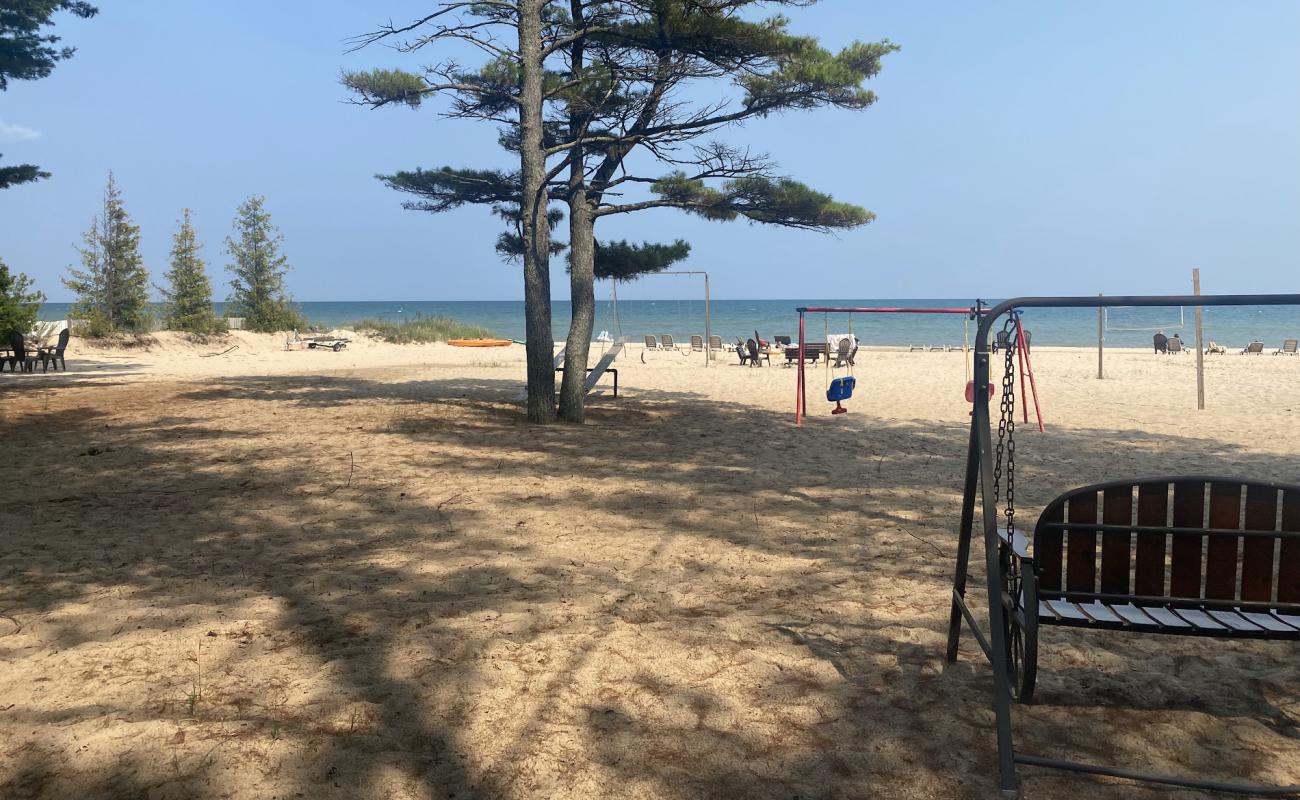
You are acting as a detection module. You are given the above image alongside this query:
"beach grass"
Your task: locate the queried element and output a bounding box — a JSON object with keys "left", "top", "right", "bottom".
{"left": 354, "top": 314, "right": 498, "bottom": 344}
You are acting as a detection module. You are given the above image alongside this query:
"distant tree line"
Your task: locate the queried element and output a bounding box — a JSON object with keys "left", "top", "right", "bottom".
{"left": 56, "top": 174, "right": 303, "bottom": 336}
{"left": 0, "top": 7, "right": 303, "bottom": 338}
{"left": 0, "top": 174, "right": 303, "bottom": 338}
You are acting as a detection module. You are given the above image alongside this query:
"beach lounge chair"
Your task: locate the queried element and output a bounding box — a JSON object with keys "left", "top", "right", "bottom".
{"left": 908, "top": 345, "right": 927, "bottom": 352}
{"left": 689, "top": 335, "right": 704, "bottom": 352}
{"left": 3, "top": 332, "right": 38, "bottom": 373}
{"left": 643, "top": 335, "right": 660, "bottom": 350}
{"left": 39, "top": 329, "right": 70, "bottom": 372}
{"left": 1166, "top": 337, "right": 1184, "bottom": 354}
{"left": 774, "top": 335, "right": 792, "bottom": 347}
{"left": 1276, "top": 339, "right": 1298, "bottom": 355}
{"left": 708, "top": 335, "right": 723, "bottom": 352}
{"left": 992, "top": 331, "right": 1011, "bottom": 352}
{"left": 1242, "top": 340, "right": 1264, "bottom": 354}
{"left": 1205, "top": 340, "right": 1226, "bottom": 355}
{"left": 660, "top": 334, "right": 681, "bottom": 353}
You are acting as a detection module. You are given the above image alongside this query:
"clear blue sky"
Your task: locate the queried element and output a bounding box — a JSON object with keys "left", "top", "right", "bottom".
{"left": 2, "top": 1, "right": 1297, "bottom": 301}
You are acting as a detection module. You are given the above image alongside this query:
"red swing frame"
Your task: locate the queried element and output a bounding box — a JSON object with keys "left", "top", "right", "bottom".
{"left": 794, "top": 305, "right": 1044, "bottom": 429}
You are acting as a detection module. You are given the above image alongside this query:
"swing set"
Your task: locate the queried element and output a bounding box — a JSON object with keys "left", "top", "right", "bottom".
{"left": 793, "top": 304, "right": 1044, "bottom": 428}
{"left": 950, "top": 293, "right": 1300, "bottom": 797}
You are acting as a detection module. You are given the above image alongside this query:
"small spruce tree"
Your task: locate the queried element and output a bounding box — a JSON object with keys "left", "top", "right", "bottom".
{"left": 0, "top": 257, "right": 45, "bottom": 337}
{"left": 225, "top": 196, "right": 300, "bottom": 332}
{"left": 63, "top": 171, "right": 150, "bottom": 335}
{"left": 159, "top": 208, "right": 223, "bottom": 334}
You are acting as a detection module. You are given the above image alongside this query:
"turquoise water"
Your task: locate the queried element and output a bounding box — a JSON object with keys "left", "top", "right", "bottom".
{"left": 36, "top": 299, "right": 1300, "bottom": 349}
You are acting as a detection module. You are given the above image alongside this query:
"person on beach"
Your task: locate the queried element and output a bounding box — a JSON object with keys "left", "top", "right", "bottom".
{"left": 1153, "top": 330, "right": 1168, "bottom": 354}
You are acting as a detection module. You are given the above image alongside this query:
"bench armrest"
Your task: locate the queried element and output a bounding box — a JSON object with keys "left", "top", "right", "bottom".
{"left": 997, "top": 527, "right": 1033, "bottom": 562}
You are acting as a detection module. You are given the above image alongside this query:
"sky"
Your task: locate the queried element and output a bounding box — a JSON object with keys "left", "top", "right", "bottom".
{"left": 1, "top": 1, "right": 1297, "bottom": 302}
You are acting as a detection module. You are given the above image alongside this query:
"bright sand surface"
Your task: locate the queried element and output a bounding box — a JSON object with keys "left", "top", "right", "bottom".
{"left": 2, "top": 331, "right": 1299, "bottom": 799}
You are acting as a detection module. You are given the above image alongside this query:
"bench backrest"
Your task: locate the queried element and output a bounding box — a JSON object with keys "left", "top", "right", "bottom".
{"left": 1033, "top": 477, "right": 1300, "bottom": 606}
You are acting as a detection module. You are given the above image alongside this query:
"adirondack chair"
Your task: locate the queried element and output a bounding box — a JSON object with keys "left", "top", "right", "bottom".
{"left": 734, "top": 340, "right": 751, "bottom": 365}
{"left": 832, "top": 338, "right": 856, "bottom": 367}
{"left": 40, "top": 328, "right": 70, "bottom": 372}
{"left": 4, "top": 332, "right": 38, "bottom": 373}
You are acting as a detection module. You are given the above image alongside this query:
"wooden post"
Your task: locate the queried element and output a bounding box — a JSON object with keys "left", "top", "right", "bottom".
{"left": 1193, "top": 269, "right": 1205, "bottom": 410}
{"left": 1097, "top": 293, "right": 1104, "bottom": 380}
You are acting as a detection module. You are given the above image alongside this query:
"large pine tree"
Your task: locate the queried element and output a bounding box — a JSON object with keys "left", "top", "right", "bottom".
{"left": 63, "top": 171, "right": 150, "bottom": 334}
{"left": 225, "top": 196, "right": 300, "bottom": 333}
{"left": 347, "top": 1, "right": 894, "bottom": 422}
{"left": 0, "top": 0, "right": 98, "bottom": 189}
{"left": 159, "top": 209, "right": 222, "bottom": 334}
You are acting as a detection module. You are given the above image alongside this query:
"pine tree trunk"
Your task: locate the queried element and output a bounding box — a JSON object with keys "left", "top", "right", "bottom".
{"left": 559, "top": 199, "right": 595, "bottom": 423}
{"left": 518, "top": 0, "right": 556, "bottom": 424}
{"left": 559, "top": 0, "right": 593, "bottom": 424}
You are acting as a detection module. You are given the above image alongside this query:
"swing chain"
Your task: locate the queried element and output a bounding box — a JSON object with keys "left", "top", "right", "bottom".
{"left": 992, "top": 314, "right": 1018, "bottom": 538}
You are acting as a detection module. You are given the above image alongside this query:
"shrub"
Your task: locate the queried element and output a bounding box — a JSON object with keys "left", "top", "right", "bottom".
{"left": 355, "top": 315, "right": 497, "bottom": 344}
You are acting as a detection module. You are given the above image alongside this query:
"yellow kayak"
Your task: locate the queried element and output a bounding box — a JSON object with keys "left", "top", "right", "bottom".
{"left": 448, "top": 339, "right": 513, "bottom": 348}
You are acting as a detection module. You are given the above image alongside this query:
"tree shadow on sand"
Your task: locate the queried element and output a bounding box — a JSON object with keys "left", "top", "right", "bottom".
{"left": 1, "top": 373, "right": 1297, "bottom": 799}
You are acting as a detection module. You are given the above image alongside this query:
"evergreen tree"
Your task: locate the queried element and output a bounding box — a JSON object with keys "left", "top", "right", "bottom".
{"left": 63, "top": 171, "right": 150, "bottom": 334}
{"left": 0, "top": 0, "right": 98, "bottom": 189}
{"left": 348, "top": 1, "right": 894, "bottom": 422}
{"left": 225, "top": 196, "right": 300, "bottom": 332}
{"left": 0, "top": 257, "right": 45, "bottom": 337}
{"left": 159, "top": 208, "right": 222, "bottom": 333}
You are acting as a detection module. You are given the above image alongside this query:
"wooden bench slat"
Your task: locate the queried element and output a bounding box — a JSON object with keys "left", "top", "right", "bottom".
{"left": 1207, "top": 609, "right": 1267, "bottom": 632}
{"left": 1141, "top": 605, "right": 1193, "bottom": 628}
{"left": 1133, "top": 482, "right": 1169, "bottom": 596}
{"left": 1065, "top": 492, "right": 1097, "bottom": 593}
{"left": 1241, "top": 485, "right": 1279, "bottom": 602}
{"left": 1168, "top": 607, "right": 1229, "bottom": 631}
{"left": 1038, "top": 504, "right": 1064, "bottom": 592}
{"left": 1280, "top": 491, "right": 1300, "bottom": 604}
{"left": 1243, "top": 612, "right": 1300, "bottom": 634}
{"left": 1042, "top": 599, "right": 1086, "bottom": 621}
{"left": 1170, "top": 481, "right": 1205, "bottom": 597}
{"left": 1100, "top": 486, "right": 1133, "bottom": 594}
{"left": 1205, "top": 482, "right": 1242, "bottom": 600}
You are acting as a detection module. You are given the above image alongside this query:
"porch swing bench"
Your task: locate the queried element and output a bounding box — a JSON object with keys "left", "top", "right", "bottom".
{"left": 1000, "top": 476, "right": 1300, "bottom": 702}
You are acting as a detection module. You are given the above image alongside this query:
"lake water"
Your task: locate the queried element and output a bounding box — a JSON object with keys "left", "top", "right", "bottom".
{"left": 37, "top": 298, "right": 1300, "bottom": 349}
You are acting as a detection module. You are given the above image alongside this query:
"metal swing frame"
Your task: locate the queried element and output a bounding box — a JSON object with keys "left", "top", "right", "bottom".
{"left": 947, "top": 293, "right": 1300, "bottom": 798}
{"left": 794, "top": 305, "right": 990, "bottom": 424}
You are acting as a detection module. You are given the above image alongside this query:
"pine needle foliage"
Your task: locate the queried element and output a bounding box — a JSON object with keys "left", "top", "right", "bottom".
{"left": 159, "top": 208, "right": 224, "bottom": 334}
{"left": 0, "top": 0, "right": 98, "bottom": 188}
{"left": 225, "top": 196, "right": 302, "bottom": 333}
{"left": 0, "top": 257, "right": 44, "bottom": 337}
{"left": 63, "top": 171, "right": 150, "bottom": 335}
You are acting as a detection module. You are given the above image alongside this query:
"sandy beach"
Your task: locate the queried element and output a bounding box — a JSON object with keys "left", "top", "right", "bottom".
{"left": 2, "top": 332, "right": 1298, "bottom": 799}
